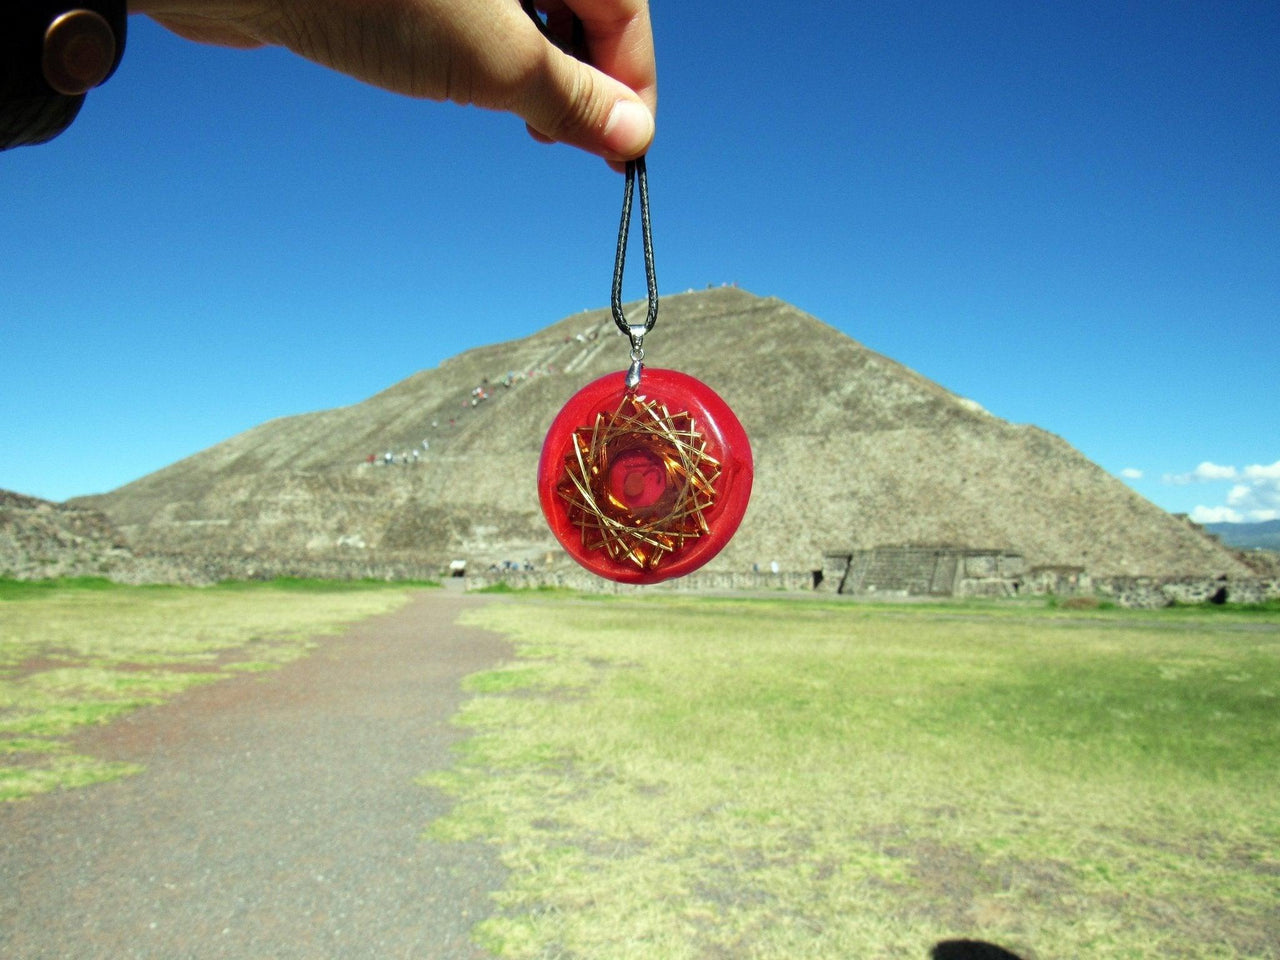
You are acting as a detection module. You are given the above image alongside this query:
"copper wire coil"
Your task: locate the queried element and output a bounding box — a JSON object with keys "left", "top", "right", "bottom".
{"left": 556, "top": 393, "right": 721, "bottom": 571}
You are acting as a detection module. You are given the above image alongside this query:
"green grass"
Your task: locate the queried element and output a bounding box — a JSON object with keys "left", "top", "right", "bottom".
{"left": 0, "top": 753, "right": 144, "bottom": 801}
{"left": 0, "top": 577, "right": 425, "bottom": 800}
{"left": 473, "top": 581, "right": 576, "bottom": 595}
{"left": 210, "top": 576, "right": 441, "bottom": 592}
{"left": 0, "top": 576, "right": 121, "bottom": 599}
{"left": 425, "top": 594, "right": 1280, "bottom": 960}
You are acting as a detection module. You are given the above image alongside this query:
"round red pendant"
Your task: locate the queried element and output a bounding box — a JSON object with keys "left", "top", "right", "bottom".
{"left": 539, "top": 368, "right": 753, "bottom": 584}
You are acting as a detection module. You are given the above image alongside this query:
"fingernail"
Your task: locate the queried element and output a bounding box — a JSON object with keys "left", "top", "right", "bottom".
{"left": 602, "top": 100, "right": 654, "bottom": 158}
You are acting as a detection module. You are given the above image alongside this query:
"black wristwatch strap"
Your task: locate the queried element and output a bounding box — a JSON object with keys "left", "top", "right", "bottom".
{"left": 1, "top": 0, "right": 128, "bottom": 149}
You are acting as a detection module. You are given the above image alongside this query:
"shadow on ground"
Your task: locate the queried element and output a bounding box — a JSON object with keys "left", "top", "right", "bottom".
{"left": 933, "top": 939, "right": 1027, "bottom": 960}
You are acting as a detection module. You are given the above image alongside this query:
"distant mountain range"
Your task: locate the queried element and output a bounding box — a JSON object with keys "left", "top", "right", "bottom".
{"left": 70, "top": 288, "right": 1252, "bottom": 579}
{"left": 1204, "top": 520, "right": 1280, "bottom": 551}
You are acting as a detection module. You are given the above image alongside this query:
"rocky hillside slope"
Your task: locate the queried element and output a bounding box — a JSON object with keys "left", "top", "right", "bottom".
{"left": 73, "top": 288, "right": 1251, "bottom": 578}
{"left": 0, "top": 490, "right": 136, "bottom": 579}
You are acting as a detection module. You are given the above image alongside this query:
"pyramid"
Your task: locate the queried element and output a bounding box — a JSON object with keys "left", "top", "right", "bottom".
{"left": 74, "top": 288, "right": 1249, "bottom": 579}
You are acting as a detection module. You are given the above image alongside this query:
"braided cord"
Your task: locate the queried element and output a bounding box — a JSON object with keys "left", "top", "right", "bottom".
{"left": 612, "top": 156, "right": 659, "bottom": 339}
{"left": 520, "top": 2, "right": 657, "bottom": 338}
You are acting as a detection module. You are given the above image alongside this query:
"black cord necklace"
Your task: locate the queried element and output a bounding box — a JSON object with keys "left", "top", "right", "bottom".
{"left": 613, "top": 156, "right": 659, "bottom": 388}
{"left": 525, "top": 2, "right": 752, "bottom": 583}
{"left": 537, "top": 154, "right": 753, "bottom": 584}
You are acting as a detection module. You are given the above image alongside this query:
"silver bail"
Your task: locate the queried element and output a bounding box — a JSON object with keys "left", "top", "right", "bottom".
{"left": 625, "top": 357, "right": 644, "bottom": 390}
{"left": 625, "top": 325, "right": 646, "bottom": 390}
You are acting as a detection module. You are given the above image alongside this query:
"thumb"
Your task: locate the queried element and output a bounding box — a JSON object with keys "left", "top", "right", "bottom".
{"left": 517, "top": 49, "right": 655, "bottom": 162}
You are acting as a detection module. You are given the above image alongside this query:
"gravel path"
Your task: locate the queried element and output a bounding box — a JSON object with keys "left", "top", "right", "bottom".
{"left": 0, "top": 588, "right": 509, "bottom": 960}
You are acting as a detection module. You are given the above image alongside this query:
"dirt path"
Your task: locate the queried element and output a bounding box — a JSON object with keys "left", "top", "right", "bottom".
{"left": 0, "top": 588, "right": 509, "bottom": 960}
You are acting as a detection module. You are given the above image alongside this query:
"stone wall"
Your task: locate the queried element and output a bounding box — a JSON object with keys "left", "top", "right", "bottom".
{"left": 1090, "top": 576, "right": 1279, "bottom": 609}
{"left": 820, "top": 545, "right": 1025, "bottom": 598}
{"left": 814, "top": 544, "right": 1279, "bottom": 606}
{"left": 464, "top": 568, "right": 814, "bottom": 594}
{"left": 115, "top": 553, "right": 448, "bottom": 586}
{"left": 1023, "top": 565, "right": 1090, "bottom": 596}
{"left": 6, "top": 484, "right": 1277, "bottom": 607}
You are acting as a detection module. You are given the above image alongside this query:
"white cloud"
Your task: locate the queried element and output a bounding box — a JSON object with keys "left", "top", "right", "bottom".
{"left": 1120, "top": 468, "right": 1143, "bottom": 480}
{"left": 1190, "top": 505, "right": 1243, "bottom": 524}
{"left": 1166, "top": 462, "right": 1231, "bottom": 484}
{"left": 1181, "top": 459, "right": 1280, "bottom": 522}
{"left": 1225, "top": 474, "right": 1280, "bottom": 515}
{"left": 1225, "top": 484, "right": 1253, "bottom": 506}
{"left": 1243, "top": 460, "right": 1280, "bottom": 480}
{"left": 1199, "top": 461, "right": 1239, "bottom": 480}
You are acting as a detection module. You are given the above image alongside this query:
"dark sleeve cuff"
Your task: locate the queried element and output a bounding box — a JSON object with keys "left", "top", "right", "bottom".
{"left": 1, "top": 92, "right": 86, "bottom": 149}
{"left": 1, "top": 0, "right": 127, "bottom": 150}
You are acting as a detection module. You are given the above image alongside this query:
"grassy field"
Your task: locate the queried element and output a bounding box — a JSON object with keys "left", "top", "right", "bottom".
{"left": 0, "top": 577, "right": 425, "bottom": 801}
{"left": 427, "top": 594, "right": 1280, "bottom": 960}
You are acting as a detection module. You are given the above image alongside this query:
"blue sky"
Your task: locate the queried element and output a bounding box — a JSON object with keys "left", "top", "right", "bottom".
{"left": 3, "top": 2, "right": 1277, "bottom": 523}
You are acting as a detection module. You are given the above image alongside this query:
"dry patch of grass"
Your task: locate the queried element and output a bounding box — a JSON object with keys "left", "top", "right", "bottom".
{"left": 0, "top": 578, "right": 421, "bottom": 801}
{"left": 426, "top": 596, "right": 1280, "bottom": 959}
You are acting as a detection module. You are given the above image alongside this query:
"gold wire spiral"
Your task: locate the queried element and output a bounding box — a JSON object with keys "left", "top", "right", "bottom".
{"left": 556, "top": 393, "right": 722, "bottom": 570}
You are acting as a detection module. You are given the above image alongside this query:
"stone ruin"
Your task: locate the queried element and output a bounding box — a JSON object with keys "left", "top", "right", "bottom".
{"left": 811, "top": 542, "right": 1280, "bottom": 607}
{"left": 817, "top": 545, "right": 1026, "bottom": 598}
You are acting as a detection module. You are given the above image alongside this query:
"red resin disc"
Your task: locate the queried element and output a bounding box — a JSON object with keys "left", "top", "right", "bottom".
{"left": 538, "top": 368, "right": 753, "bottom": 584}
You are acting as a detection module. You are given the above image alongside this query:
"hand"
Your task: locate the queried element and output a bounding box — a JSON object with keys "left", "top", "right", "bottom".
{"left": 129, "top": 0, "right": 657, "bottom": 163}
